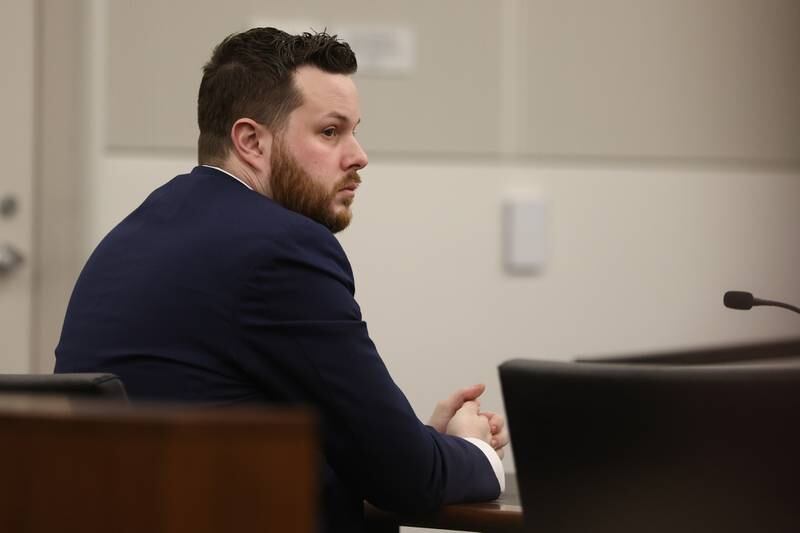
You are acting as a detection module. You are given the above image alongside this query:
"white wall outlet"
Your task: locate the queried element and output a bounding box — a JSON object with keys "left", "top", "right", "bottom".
{"left": 502, "top": 191, "right": 548, "bottom": 275}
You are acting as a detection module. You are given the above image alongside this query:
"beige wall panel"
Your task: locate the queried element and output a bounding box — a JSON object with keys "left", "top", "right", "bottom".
{"left": 106, "top": 0, "right": 504, "bottom": 155}
{"left": 33, "top": 0, "right": 90, "bottom": 372}
{"left": 0, "top": 1, "right": 34, "bottom": 372}
{"left": 519, "top": 0, "right": 800, "bottom": 162}
{"left": 106, "top": 0, "right": 245, "bottom": 152}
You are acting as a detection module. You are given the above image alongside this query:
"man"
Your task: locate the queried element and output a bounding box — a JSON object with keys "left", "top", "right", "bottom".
{"left": 55, "top": 28, "right": 508, "bottom": 532}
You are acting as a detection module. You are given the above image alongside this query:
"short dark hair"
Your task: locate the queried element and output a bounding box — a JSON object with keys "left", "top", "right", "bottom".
{"left": 197, "top": 27, "right": 357, "bottom": 164}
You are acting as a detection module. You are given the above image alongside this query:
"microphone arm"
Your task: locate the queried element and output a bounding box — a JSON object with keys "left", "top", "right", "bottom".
{"left": 753, "top": 297, "right": 800, "bottom": 315}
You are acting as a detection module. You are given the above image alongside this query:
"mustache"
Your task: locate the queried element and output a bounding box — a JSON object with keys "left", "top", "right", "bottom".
{"left": 337, "top": 172, "right": 362, "bottom": 189}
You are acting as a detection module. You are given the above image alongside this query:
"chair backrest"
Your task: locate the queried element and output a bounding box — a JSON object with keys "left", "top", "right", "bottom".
{"left": 0, "top": 373, "right": 128, "bottom": 400}
{"left": 0, "top": 394, "right": 318, "bottom": 533}
{"left": 500, "top": 359, "right": 800, "bottom": 533}
{"left": 578, "top": 336, "right": 800, "bottom": 365}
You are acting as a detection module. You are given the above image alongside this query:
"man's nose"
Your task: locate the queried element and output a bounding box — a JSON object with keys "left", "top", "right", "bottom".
{"left": 343, "top": 137, "right": 368, "bottom": 172}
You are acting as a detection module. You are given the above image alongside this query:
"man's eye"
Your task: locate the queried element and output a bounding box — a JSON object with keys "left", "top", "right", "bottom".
{"left": 322, "top": 127, "right": 337, "bottom": 137}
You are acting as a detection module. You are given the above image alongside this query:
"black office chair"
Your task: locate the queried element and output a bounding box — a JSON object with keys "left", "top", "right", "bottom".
{"left": 0, "top": 373, "right": 128, "bottom": 401}
{"left": 500, "top": 359, "right": 800, "bottom": 533}
{"left": 578, "top": 336, "right": 800, "bottom": 365}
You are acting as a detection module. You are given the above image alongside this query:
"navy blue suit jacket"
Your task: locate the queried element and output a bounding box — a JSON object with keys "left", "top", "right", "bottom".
{"left": 55, "top": 166, "right": 500, "bottom": 532}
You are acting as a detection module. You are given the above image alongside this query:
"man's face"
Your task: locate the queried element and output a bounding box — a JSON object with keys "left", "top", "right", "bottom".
{"left": 269, "top": 66, "right": 368, "bottom": 233}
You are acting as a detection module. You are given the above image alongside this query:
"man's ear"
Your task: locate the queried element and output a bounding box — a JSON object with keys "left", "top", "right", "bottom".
{"left": 230, "top": 118, "right": 273, "bottom": 173}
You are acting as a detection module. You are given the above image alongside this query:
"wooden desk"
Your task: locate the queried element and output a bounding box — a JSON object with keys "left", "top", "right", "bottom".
{"left": 365, "top": 474, "right": 523, "bottom": 532}
{"left": 0, "top": 394, "right": 318, "bottom": 533}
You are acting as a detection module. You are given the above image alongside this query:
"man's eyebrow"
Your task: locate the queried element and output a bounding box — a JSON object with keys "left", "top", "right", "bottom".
{"left": 323, "top": 112, "right": 361, "bottom": 125}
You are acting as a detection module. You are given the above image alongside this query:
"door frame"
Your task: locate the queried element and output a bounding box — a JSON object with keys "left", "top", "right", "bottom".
{"left": 31, "top": 0, "right": 91, "bottom": 372}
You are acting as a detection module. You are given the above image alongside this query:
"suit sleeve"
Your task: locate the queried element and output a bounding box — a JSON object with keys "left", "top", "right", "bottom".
{"left": 234, "top": 221, "right": 501, "bottom": 513}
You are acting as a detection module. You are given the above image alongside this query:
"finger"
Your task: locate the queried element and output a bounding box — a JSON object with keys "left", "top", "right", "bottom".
{"left": 479, "top": 412, "right": 498, "bottom": 434}
{"left": 485, "top": 414, "right": 508, "bottom": 447}
{"left": 451, "top": 383, "right": 485, "bottom": 407}
{"left": 492, "top": 425, "right": 510, "bottom": 449}
{"left": 480, "top": 411, "right": 504, "bottom": 435}
{"left": 461, "top": 383, "right": 485, "bottom": 400}
{"left": 491, "top": 414, "right": 505, "bottom": 436}
{"left": 459, "top": 400, "right": 481, "bottom": 415}
{"left": 439, "top": 384, "right": 484, "bottom": 418}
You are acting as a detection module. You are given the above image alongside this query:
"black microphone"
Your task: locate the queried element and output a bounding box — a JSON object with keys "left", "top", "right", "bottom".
{"left": 724, "top": 291, "right": 800, "bottom": 315}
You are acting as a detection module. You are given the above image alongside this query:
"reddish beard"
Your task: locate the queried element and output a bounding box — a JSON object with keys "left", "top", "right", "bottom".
{"left": 269, "top": 142, "right": 361, "bottom": 233}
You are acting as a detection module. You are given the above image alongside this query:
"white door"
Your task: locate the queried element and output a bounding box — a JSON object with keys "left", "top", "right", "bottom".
{"left": 0, "top": 1, "right": 36, "bottom": 373}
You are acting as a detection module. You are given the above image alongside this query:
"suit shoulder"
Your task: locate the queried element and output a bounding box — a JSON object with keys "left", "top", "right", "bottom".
{"left": 250, "top": 202, "right": 351, "bottom": 268}
{"left": 237, "top": 204, "right": 360, "bottom": 321}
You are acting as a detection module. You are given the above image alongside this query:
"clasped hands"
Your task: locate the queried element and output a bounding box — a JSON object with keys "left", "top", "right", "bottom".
{"left": 428, "top": 384, "right": 510, "bottom": 459}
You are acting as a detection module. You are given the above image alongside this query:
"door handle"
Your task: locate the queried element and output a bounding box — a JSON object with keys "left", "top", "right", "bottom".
{"left": 0, "top": 244, "right": 24, "bottom": 274}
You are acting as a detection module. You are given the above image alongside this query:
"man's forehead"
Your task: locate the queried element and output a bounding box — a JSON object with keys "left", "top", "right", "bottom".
{"left": 293, "top": 66, "right": 360, "bottom": 121}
